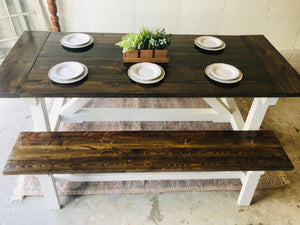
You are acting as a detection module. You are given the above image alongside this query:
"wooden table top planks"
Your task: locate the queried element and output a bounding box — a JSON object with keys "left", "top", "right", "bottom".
{"left": 1, "top": 31, "right": 300, "bottom": 98}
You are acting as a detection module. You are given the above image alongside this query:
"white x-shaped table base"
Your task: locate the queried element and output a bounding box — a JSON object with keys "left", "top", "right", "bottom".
{"left": 22, "top": 97, "right": 278, "bottom": 132}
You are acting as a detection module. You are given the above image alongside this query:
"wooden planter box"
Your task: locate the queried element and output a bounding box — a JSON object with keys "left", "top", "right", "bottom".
{"left": 154, "top": 49, "right": 168, "bottom": 58}
{"left": 124, "top": 50, "right": 139, "bottom": 58}
{"left": 123, "top": 49, "right": 169, "bottom": 63}
{"left": 140, "top": 49, "right": 153, "bottom": 58}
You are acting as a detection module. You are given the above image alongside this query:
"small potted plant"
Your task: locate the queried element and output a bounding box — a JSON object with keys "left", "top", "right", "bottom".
{"left": 115, "top": 32, "right": 142, "bottom": 58}
{"left": 139, "top": 27, "right": 153, "bottom": 58}
{"left": 151, "top": 28, "right": 171, "bottom": 58}
{"left": 116, "top": 27, "right": 170, "bottom": 63}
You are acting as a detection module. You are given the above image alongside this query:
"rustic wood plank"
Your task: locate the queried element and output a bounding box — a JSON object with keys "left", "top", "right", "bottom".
{"left": 242, "top": 35, "right": 300, "bottom": 95}
{"left": 2, "top": 131, "right": 294, "bottom": 175}
{"left": 0, "top": 31, "right": 50, "bottom": 97}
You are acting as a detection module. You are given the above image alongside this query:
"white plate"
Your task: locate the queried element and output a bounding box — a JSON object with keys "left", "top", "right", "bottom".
{"left": 205, "top": 65, "right": 243, "bottom": 84}
{"left": 49, "top": 63, "right": 88, "bottom": 84}
{"left": 61, "top": 33, "right": 91, "bottom": 46}
{"left": 194, "top": 39, "right": 226, "bottom": 51}
{"left": 207, "top": 63, "right": 239, "bottom": 80}
{"left": 128, "top": 65, "right": 165, "bottom": 84}
{"left": 196, "top": 36, "right": 223, "bottom": 48}
{"left": 61, "top": 34, "right": 94, "bottom": 49}
{"left": 130, "top": 63, "right": 161, "bottom": 80}
{"left": 49, "top": 61, "right": 84, "bottom": 80}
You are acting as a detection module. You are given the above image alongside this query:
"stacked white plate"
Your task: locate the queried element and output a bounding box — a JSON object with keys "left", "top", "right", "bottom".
{"left": 48, "top": 61, "right": 88, "bottom": 84}
{"left": 194, "top": 36, "right": 226, "bottom": 51}
{"left": 128, "top": 62, "right": 165, "bottom": 84}
{"left": 60, "top": 33, "right": 94, "bottom": 48}
{"left": 205, "top": 63, "right": 243, "bottom": 84}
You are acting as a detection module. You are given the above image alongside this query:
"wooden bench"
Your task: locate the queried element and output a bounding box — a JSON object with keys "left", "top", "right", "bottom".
{"left": 2, "top": 131, "right": 293, "bottom": 209}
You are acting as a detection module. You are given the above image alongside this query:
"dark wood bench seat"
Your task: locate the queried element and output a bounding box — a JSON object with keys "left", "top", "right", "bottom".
{"left": 2, "top": 130, "right": 294, "bottom": 209}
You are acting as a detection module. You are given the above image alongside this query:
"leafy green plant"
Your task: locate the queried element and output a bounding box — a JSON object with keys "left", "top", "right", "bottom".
{"left": 115, "top": 33, "right": 142, "bottom": 53}
{"left": 139, "top": 27, "right": 153, "bottom": 50}
{"left": 150, "top": 28, "right": 171, "bottom": 50}
{"left": 115, "top": 27, "right": 171, "bottom": 53}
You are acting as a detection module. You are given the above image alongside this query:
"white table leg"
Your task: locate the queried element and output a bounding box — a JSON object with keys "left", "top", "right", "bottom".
{"left": 38, "top": 174, "right": 61, "bottom": 209}
{"left": 243, "top": 98, "right": 278, "bottom": 130}
{"left": 203, "top": 98, "right": 245, "bottom": 130}
{"left": 238, "top": 171, "right": 264, "bottom": 206}
{"left": 22, "top": 98, "right": 51, "bottom": 131}
{"left": 220, "top": 98, "right": 245, "bottom": 130}
{"left": 49, "top": 98, "right": 67, "bottom": 131}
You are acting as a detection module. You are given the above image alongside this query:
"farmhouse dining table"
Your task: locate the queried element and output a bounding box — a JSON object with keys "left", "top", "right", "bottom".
{"left": 1, "top": 31, "right": 300, "bottom": 132}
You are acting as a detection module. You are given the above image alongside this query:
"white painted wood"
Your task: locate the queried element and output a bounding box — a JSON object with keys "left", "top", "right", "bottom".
{"left": 22, "top": 98, "right": 51, "bottom": 131}
{"left": 260, "top": 97, "right": 278, "bottom": 105}
{"left": 243, "top": 98, "right": 278, "bottom": 130}
{"left": 54, "top": 171, "right": 244, "bottom": 182}
{"left": 2, "top": 0, "right": 19, "bottom": 40}
{"left": 32, "top": 0, "right": 51, "bottom": 30}
{"left": 240, "top": 172, "right": 246, "bottom": 185}
{"left": 60, "top": 108, "right": 227, "bottom": 122}
{"left": 222, "top": 98, "right": 245, "bottom": 130}
{"left": 49, "top": 170, "right": 261, "bottom": 207}
{"left": 22, "top": 97, "right": 278, "bottom": 134}
{"left": 0, "top": 11, "right": 36, "bottom": 19}
{"left": 59, "top": 98, "right": 92, "bottom": 114}
{"left": 237, "top": 171, "right": 265, "bottom": 206}
{"left": 49, "top": 98, "right": 66, "bottom": 131}
{"left": 203, "top": 98, "right": 233, "bottom": 123}
{"left": 220, "top": 98, "right": 230, "bottom": 108}
{"left": 23, "top": 97, "right": 278, "bottom": 132}
{"left": 38, "top": 175, "right": 61, "bottom": 209}
{"left": 204, "top": 98, "right": 231, "bottom": 115}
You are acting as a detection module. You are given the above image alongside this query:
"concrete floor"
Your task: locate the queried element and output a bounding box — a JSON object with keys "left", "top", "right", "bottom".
{"left": 0, "top": 50, "right": 300, "bottom": 225}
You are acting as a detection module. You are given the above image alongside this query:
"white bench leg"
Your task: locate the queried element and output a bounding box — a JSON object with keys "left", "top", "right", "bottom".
{"left": 38, "top": 175, "right": 61, "bottom": 209}
{"left": 238, "top": 171, "right": 264, "bottom": 206}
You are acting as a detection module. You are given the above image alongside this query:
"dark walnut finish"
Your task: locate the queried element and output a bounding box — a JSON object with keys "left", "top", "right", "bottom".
{"left": 0, "top": 32, "right": 50, "bottom": 97}
{"left": 3, "top": 131, "right": 293, "bottom": 175}
{"left": 1, "top": 31, "right": 300, "bottom": 98}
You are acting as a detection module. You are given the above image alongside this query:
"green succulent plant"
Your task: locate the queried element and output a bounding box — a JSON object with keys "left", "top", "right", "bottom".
{"left": 139, "top": 27, "right": 153, "bottom": 50}
{"left": 115, "top": 32, "right": 142, "bottom": 53}
{"left": 116, "top": 27, "right": 171, "bottom": 53}
{"left": 150, "top": 28, "right": 171, "bottom": 50}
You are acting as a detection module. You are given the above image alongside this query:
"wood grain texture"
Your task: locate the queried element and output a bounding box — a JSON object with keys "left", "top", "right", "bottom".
{"left": 46, "top": 0, "right": 60, "bottom": 32}
{"left": 2, "top": 131, "right": 294, "bottom": 175}
{"left": 1, "top": 32, "right": 300, "bottom": 97}
{"left": 0, "top": 31, "right": 50, "bottom": 97}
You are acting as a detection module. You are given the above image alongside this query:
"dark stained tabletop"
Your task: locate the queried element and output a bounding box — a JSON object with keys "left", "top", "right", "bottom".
{"left": 1, "top": 31, "right": 300, "bottom": 98}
